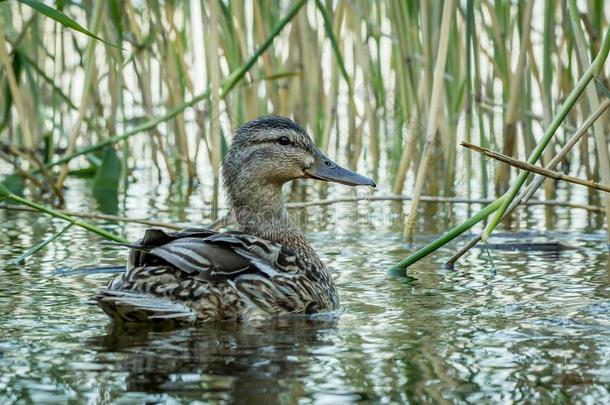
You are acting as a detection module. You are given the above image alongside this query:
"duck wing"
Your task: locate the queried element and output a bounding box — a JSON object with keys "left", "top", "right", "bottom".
{"left": 127, "top": 228, "right": 301, "bottom": 280}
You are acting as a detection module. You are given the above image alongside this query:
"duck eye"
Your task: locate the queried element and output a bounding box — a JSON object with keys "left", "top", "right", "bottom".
{"left": 277, "top": 136, "right": 291, "bottom": 146}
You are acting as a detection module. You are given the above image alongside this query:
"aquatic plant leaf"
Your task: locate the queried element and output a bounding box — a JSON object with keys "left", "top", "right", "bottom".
{"left": 93, "top": 147, "right": 120, "bottom": 214}
{"left": 93, "top": 146, "right": 121, "bottom": 191}
{"left": 68, "top": 165, "right": 98, "bottom": 178}
{"left": 107, "top": 0, "right": 124, "bottom": 42}
{"left": 17, "top": 0, "right": 120, "bottom": 48}
{"left": 0, "top": 180, "right": 11, "bottom": 198}
{"left": 1, "top": 174, "right": 25, "bottom": 196}
{"left": 13, "top": 222, "right": 73, "bottom": 266}
{"left": 0, "top": 50, "right": 22, "bottom": 132}
{"left": 220, "top": 128, "right": 229, "bottom": 159}
{"left": 93, "top": 187, "right": 119, "bottom": 214}
{"left": 42, "top": 132, "right": 52, "bottom": 164}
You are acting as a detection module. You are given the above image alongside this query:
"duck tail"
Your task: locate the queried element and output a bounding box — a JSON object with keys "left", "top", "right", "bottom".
{"left": 91, "top": 290, "right": 197, "bottom": 323}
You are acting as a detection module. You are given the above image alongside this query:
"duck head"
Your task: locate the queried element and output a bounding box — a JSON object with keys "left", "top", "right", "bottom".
{"left": 222, "top": 116, "right": 375, "bottom": 242}
{"left": 222, "top": 115, "right": 376, "bottom": 189}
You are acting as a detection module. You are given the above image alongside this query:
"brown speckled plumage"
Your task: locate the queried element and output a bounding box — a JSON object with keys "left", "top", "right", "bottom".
{"left": 94, "top": 116, "right": 374, "bottom": 323}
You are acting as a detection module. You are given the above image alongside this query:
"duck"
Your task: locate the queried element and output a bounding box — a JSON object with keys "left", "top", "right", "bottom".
{"left": 94, "top": 115, "right": 376, "bottom": 323}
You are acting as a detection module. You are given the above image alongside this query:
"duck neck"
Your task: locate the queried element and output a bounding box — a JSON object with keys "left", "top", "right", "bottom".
{"left": 229, "top": 181, "right": 310, "bottom": 252}
{"left": 228, "top": 180, "right": 335, "bottom": 304}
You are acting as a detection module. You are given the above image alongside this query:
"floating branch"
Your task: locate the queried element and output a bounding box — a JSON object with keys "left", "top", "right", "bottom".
{"left": 284, "top": 195, "right": 604, "bottom": 212}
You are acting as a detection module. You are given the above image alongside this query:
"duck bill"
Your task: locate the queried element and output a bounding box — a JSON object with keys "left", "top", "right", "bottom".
{"left": 304, "top": 153, "right": 376, "bottom": 187}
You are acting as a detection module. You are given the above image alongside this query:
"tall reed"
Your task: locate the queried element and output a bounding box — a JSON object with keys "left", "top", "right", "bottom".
{"left": 0, "top": 1, "right": 608, "bottom": 264}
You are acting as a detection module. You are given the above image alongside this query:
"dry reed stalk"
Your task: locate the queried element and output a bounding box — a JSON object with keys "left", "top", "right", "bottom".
{"left": 387, "top": 1, "right": 418, "bottom": 193}
{"left": 403, "top": 0, "right": 456, "bottom": 241}
{"left": 0, "top": 31, "right": 33, "bottom": 150}
{"left": 55, "top": 0, "right": 105, "bottom": 190}
{"left": 252, "top": 0, "right": 278, "bottom": 110}
{"left": 165, "top": 42, "right": 195, "bottom": 179}
{"left": 494, "top": 0, "right": 535, "bottom": 195}
{"left": 568, "top": 0, "right": 610, "bottom": 241}
{"left": 125, "top": 3, "right": 176, "bottom": 182}
{"left": 164, "top": 2, "right": 194, "bottom": 94}
{"left": 207, "top": 0, "right": 222, "bottom": 184}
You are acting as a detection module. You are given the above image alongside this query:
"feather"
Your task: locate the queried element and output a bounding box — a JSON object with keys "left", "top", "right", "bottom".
{"left": 54, "top": 265, "right": 126, "bottom": 276}
{"left": 94, "top": 290, "right": 197, "bottom": 322}
{"left": 92, "top": 226, "right": 338, "bottom": 323}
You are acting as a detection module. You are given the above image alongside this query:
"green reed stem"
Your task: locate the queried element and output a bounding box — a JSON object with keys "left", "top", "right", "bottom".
{"left": 44, "top": 0, "right": 308, "bottom": 170}
{"left": 482, "top": 25, "right": 610, "bottom": 241}
{"left": 221, "top": 0, "right": 306, "bottom": 97}
{"left": 388, "top": 199, "right": 503, "bottom": 274}
{"left": 389, "top": 25, "right": 610, "bottom": 273}
{"left": 13, "top": 222, "right": 73, "bottom": 265}
{"left": 314, "top": 0, "right": 352, "bottom": 93}
{"left": 0, "top": 182, "right": 128, "bottom": 243}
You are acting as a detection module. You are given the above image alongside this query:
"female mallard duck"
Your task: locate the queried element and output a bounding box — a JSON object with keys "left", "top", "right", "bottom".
{"left": 94, "top": 116, "right": 375, "bottom": 322}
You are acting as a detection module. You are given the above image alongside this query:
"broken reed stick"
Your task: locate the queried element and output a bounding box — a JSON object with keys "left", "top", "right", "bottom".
{"left": 482, "top": 25, "right": 610, "bottom": 241}
{"left": 446, "top": 98, "right": 610, "bottom": 266}
{"left": 462, "top": 141, "right": 610, "bottom": 193}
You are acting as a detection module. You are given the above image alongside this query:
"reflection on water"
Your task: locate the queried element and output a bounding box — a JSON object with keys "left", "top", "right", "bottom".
{"left": 89, "top": 318, "right": 340, "bottom": 403}
{"left": 1, "top": 174, "right": 610, "bottom": 403}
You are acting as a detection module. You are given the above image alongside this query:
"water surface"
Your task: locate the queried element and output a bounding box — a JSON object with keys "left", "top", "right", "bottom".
{"left": 1, "top": 175, "right": 609, "bottom": 403}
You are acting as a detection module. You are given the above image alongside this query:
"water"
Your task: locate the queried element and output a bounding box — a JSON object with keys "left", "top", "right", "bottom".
{"left": 1, "top": 174, "right": 609, "bottom": 404}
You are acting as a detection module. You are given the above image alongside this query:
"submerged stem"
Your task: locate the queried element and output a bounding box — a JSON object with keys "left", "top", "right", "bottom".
{"left": 0, "top": 183, "right": 128, "bottom": 244}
